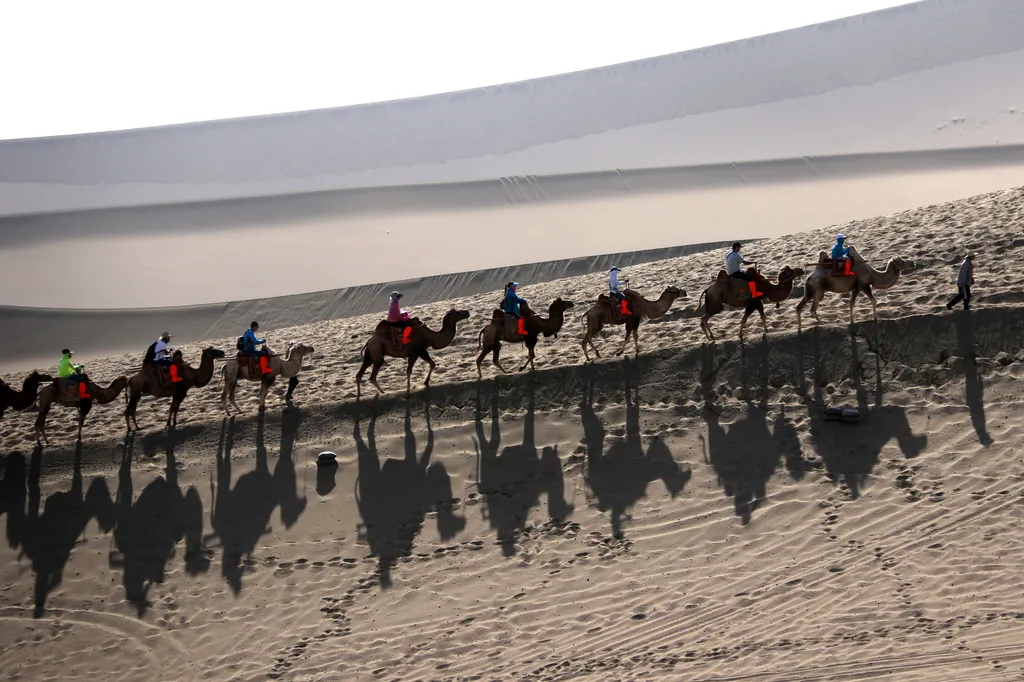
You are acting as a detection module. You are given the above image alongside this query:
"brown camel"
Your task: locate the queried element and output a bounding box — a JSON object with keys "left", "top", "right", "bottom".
{"left": 581, "top": 286, "right": 686, "bottom": 362}
{"left": 35, "top": 375, "right": 129, "bottom": 445}
{"left": 796, "top": 245, "right": 916, "bottom": 330}
{"left": 356, "top": 308, "right": 471, "bottom": 397}
{"left": 697, "top": 266, "right": 805, "bottom": 342}
{"left": 125, "top": 347, "right": 226, "bottom": 431}
{"left": 0, "top": 371, "right": 53, "bottom": 421}
{"left": 475, "top": 297, "right": 575, "bottom": 377}
{"left": 220, "top": 343, "right": 315, "bottom": 415}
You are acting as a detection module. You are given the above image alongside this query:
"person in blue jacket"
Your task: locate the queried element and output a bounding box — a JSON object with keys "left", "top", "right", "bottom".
{"left": 831, "top": 234, "right": 854, "bottom": 275}
{"left": 241, "top": 321, "right": 272, "bottom": 374}
{"left": 501, "top": 282, "right": 528, "bottom": 335}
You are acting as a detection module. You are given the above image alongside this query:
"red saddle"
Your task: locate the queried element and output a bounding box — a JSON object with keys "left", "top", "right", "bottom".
{"left": 598, "top": 294, "right": 632, "bottom": 321}
{"left": 57, "top": 378, "right": 90, "bottom": 405}
{"left": 823, "top": 258, "right": 855, "bottom": 277}
{"left": 236, "top": 353, "right": 272, "bottom": 380}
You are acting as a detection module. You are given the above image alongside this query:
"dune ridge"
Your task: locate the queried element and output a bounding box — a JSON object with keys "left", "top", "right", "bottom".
{"left": 4, "top": 0, "right": 1024, "bottom": 215}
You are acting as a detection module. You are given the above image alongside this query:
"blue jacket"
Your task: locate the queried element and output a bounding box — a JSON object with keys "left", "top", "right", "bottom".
{"left": 242, "top": 328, "right": 265, "bottom": 353}
{"left": 831, "top": 241, "right": 850, "bottom": 259}
{"left": 503, "top": 289, "right": 526, "bottom": 316}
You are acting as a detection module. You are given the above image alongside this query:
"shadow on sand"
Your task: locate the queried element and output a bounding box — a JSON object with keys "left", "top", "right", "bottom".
{"left": 699, "top": 343, "right": 796, "bottom": 524}
{"left": 803, "top": 326, "right": 928, "bottom": 497}
{"left": 207, "top": 409, "right": 308, "bottom": 594}
{"left": 355, "top": 399, "right": 464, "bottom": 588}
{"left": 11, "top": 445, "right": 116, "bottom": 617}
{"left": 473, "top": 381, "right": 573, "bottom": 556}
{"left": 109, "top": 426, "right": 210, "bottom": 615}
{"left": 580, "top": 363, "right": 690, "bottom": 538}
{"left": 953, "top": 311, "right": 992, "bottom": 446}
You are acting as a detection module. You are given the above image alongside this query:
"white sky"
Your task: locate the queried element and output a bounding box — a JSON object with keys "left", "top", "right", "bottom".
{"left": 1, "top": 0, "right": 917, "bottom": 141}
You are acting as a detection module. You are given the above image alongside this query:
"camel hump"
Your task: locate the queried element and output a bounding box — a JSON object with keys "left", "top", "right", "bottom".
{"left": 491, "top": 309, "right": 504, "bottom": 322}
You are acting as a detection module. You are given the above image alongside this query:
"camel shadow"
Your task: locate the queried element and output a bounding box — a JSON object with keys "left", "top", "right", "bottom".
{"left": 473, "top": 381, "right": 573, "bottom": 557}
{"left": 2, "top": 450, "right": 31, "bottom": 551}
{"left": 207, "top": 415, "right": 308, "bottom": 594}
{"left": 953, "top": 312, "right": 992, "bottom": 446}
{"left": 804, "top": 327, "right": 928, "bottom": 497}
{"left": 355, "top": 400, "right": 465, "bottom": 588}
{"left": 699, "top": 345, "right": 788, "bottom": 524}
{"left": 17, "top": 444, "right": 115, "bottom": 617}
{"left": 580, "top": 364, "right": 690, "bottom": 538}
{"left": 110, "top": 429, "right": 209, "bottom": 614}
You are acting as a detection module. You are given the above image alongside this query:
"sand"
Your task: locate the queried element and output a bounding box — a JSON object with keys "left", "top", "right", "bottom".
{"left": 2, "top": 185, "right": 1024, "bottom": 680}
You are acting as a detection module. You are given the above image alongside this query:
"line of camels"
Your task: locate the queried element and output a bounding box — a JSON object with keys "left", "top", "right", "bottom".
{"left": 1, "top": 247, "right": 914, "bottom": 444}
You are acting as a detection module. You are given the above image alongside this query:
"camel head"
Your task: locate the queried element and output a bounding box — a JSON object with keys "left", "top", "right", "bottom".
{"left": 550, "top": 297, "right": 575, "bottom": 314}
{"left": 291, "top": 343, "right": 316, "bottom": 356}
{"left": 443, "top": 309, "right": 471, "bottom": 324}
{"left": 891, "top": 256, "right": 916, "bottom": 271}
{"left": 29, "top": 370, "right": 54, "bottom": 383}
{"left": 777, "top": 265, "right": 805, "bottom": 283}
{"left": 203, "top": 347, "right": 227, "bottom": 361}
{"left": 666, "top": 285, "right": 687, "bottom": 299}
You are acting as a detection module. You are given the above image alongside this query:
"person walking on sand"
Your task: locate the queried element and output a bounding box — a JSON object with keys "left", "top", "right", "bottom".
{"left": 947, "top": 252, "right": 976, "bottom": 311}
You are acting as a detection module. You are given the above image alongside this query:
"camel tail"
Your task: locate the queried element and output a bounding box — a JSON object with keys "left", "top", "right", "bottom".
{"left": 477, "top": 328, "right": 484, "bottom": 351}
{"left": 693, "top": 289, "right": 707, "bottom": 312}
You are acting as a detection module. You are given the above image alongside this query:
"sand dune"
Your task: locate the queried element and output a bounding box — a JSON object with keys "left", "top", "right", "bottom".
{"left": 3, "top": 0, "right": 1024, "bottom": 215}
{"left": 3, "top": 185, "right": 1024, "bottom": 680}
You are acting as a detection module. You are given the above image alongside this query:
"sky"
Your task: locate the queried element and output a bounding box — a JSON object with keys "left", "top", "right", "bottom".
{"left": 1, "top": 0, "right": 917, "bottom": 141}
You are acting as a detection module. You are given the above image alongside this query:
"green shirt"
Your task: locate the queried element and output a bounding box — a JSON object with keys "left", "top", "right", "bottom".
{"left": 58, "top": 354, "right": 77, "bottom": 378}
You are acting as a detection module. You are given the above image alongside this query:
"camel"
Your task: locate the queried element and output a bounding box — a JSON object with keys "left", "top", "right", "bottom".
{"left": 220, "top": 343, "right": 315, "bottom": 415}
{"left": 124, "top": 347, "right": 226, "bottom": 431}
{"left": 356, "top": 308, "right": 471, "bottom": 397}
{"left": 581, "top": 286, "right": 686, "bottom": 362}
{"left": 0, "top": 371, "right": 53, "bottom": 421}
{"left": 475, "top": 298, "right": 575, "bottom": 377}
{"left": 35, "top": 375, "right": 129, "bottom": 445}
{"left": 697, "top": 266, "right": 805, "bottom": 342}
{"left": 796, "top": 244, "right": 916, "bottom": 330}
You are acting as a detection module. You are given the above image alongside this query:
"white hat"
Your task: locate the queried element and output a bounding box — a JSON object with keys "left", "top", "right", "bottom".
{"left": 609, "top": 266, "right": 619, "bottom": 272}
{"left": 390, "top": 291, "right": 402, "bottom": 300}
{"left": 836, "top": 234, "right": 846, "bottom": 240}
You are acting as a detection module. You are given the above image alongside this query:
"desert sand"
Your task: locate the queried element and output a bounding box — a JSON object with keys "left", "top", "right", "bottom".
{"left": 2, "top": 184, "right": 1024, "bottom": 680}
{"left": 4, "top": 1, "right": 1024, "bottom": 679}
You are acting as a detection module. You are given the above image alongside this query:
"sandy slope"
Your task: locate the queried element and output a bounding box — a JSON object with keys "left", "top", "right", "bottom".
{"left": 4, "top": 0, "right": 1024, "bottom": 215}
{"left": 1, "top": 186, "right": 1023, "bottom": 680}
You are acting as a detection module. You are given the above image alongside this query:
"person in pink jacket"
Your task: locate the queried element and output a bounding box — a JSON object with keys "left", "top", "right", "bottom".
{"left": 387, "top": 291, "right": 411, "bottom": 323}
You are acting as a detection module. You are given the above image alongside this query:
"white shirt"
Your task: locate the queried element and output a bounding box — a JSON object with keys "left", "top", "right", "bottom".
{"left": 609, "top": 270, "right": 621, "bottom": 291}
{"left": 153, "top": 339, "right": 170, "bottom": 361}
{"left": 725, "top": 251, "right": 745, "bottom": 275}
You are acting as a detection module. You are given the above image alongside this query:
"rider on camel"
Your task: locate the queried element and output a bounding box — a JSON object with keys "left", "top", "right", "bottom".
{"left": 831, "top": 234, "right": 854, "bottom": 276}
{"left": 387, "top": 291, "right": 415, "bottom": 344}
{"left": 57, "top": 348, "right": 90, "bottom": 399}
{"left": 726, "top": 243, "right": 761, "bottom": 298}
{"left": 242, "top": 321, "right": 273, "bottom": 375}
{"left": 502, "top": 282, "right": 529, "bottom": 335}
{"left": 609, "top": 266, "right": 631, "bottom": 315}
{"left": 145, "top": 332, "right": 173, "bottom": 367}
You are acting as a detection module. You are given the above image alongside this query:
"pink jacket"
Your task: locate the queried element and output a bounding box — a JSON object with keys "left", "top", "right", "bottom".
{"left": 387, "top": 299, "right": 410, "bottom": 322}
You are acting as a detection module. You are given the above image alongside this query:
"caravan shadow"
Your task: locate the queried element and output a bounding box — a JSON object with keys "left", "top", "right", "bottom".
{"left": 580, "top": 365, "right": 689, "bottom": 538}
{"left": 473, "top": 382, "right": 573, "bottom": 557}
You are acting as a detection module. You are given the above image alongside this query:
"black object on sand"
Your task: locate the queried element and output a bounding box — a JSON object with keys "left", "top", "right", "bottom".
{"left": 316, "top": 451, "right": 338, "bottom": 466}
{"left": 824, "top": 406, "right": 861, "bottom": 424}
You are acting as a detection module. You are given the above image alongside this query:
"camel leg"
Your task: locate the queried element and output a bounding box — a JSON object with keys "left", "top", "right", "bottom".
{"left": 848, "top": 288, "right": 860, "bottom": 326}
{"left": 701, "top": 314, "right": 715, "bottom": 343}
{"left": 77, "top": 401, "right": 92, "bottom": 442}
{"left": 632, "top": 322, "right": 641, "bottom": 357}
{"left": 615, "top": 327, "right": 631, "bottom": 357}
{"left": 519, "top": 339, "right": 537, "bottom": 372}
{"left": 865, "top": 287, "right": 878, "bottom": 323}
{"left": 220, "top": 376, "right": 232, "bottom": 415}
{"left": 588, "top": 334, "right": 603, "bottom": 360}
{"left": 796, "top": 296, "right": 805, "bottom": 332}
{"left": 581, "top": 332, "right": 594, "bottom": 362}
{"left": 229, "top": 380, "right": 245, "bottom": 415}
{"left": 476, "top": 343, "right": 490, "bottom": 379}
{"left": 125, "top": 390, "right": 142, "bottom": 432}
{"left": 406, "top": 356, "right": 417, "bottom": 395}
{"left": 492, "top": 342, "right": 508, "bottom": 374}
{"left": 420, "top": 349, "right": 437, "bottom": 387}
{"left": 368, "top": 360, "right": 386, "bottom": 395}
{"left": 355, "top": 356, "right": 373, "bottom": 398}
{"left": 35, "top": 406, "right": 49, "bottom": 445}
